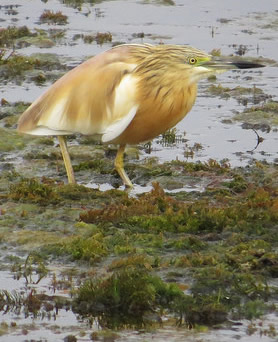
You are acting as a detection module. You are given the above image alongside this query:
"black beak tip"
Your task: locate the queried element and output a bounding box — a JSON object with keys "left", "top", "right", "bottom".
{"left": 233, "top": 62, "right": 265, "bottom": 69}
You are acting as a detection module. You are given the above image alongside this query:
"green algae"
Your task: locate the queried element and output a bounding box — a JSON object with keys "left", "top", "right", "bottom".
{"left": 206, "top": 84, "right": 270, "bottom": 107}
{"left": 0, "top": 51, "right": 67, "bottom": 84}
{"left": 0, "top": 26, "right": 35, "bottom": 47}
{"left": 166, "top": 235, "right": 207, "bottom": 251}
{"left": 108, "top": 254, "right": 154, "bottom": 272}
{"left": 0, "top": 52, "right": 38, "bottom": 79}
{"left": 60, "top": 0, "right": 107, "bottom": 10}
{"left": 73, "top": 266, "right": 184, "bottom": 328}
{"left": 81, "top": 32, "right": 113, "bottom": 45}
{"left": 36, "top": 137, "right": 55, "bottom": 146}
{"left": 6, "top": 230, "right": 64, "bottom": 248}
{"left": 0, "top": 102, "right": 30, "bottom": 128}
{"left": 8, "top": 178, "right": 61, "bottom": 205}
{"left": 80, "top": 181, "right": 277, "bottom": 235}
{"left": 56, "top": 232, "right": 109, "bottom": 263}
{"left": 169, "top": 158, "right": 231, "bottom": 173}
{"left": 0, "top": 128, "right": 26, "bottom": 151}
{"left": 207, "top": 84, "right": 264, "bottom": 98}
{"left": 0, "top": 26, "right": 64, "bottom": 49}
{"left": 222, "top": 173, "right": 248, "bottom": 193}
{"left": 1, "top": 157, "right": 278, "bottom": 329}
{"left": 234, "top": 101, "right": 278, "bottom": 127}
{"left": 73, "top": 159, "right": 113, "bottom": 174}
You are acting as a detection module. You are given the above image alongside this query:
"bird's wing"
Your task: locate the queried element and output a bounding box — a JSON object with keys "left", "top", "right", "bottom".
{"left": 101, "top": 104, "right": 138, "bottom": 143}
{"left": 17, "top": 48, "right": 139, "bottom": 139}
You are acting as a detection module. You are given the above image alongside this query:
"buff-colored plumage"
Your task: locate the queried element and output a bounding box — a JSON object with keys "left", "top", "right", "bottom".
{"left": 17, "top": 44, "right": 264, "bottom": 187}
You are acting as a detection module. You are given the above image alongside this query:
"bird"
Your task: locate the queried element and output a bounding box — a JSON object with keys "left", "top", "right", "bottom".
{"left": 17, "top": 43, "right": 264, "bottom": 188}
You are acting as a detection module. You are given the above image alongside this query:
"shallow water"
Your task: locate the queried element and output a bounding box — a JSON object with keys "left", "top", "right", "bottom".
{"left": 0, "top": 0, "right": 277, "bottom": 166}
{"left": 0, "top": 263, "right": 277, "bottom": 342}
{"left": 0, "top": 267, "right": 90, "bottom": 342}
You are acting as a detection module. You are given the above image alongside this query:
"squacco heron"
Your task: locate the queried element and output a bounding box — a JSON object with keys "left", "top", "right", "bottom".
{"left": 17, "top": 44, "right": 264, "bottom": 187}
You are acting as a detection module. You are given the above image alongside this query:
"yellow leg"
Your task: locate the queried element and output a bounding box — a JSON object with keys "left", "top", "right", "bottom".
{"left": 57, "top": 136, "right": 76, "bottom": 184}
{"left": 114, "top": 145, "right": 133, "bottom": 188}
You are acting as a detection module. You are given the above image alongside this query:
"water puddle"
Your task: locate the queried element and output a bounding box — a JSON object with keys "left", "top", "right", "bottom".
{"left": 0, "top": 264, "right": 277, "bottom": 342}
{"left": 0, "top": 264, "right": 89, "bottom": 341}
{"left": 85, "top": 178, "right": 207, "bottom": 194}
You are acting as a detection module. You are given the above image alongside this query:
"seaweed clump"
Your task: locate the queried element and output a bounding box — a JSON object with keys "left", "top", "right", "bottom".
{"left": 0, "top": 51, "right": 39, "bottom": 78}
{"left": 79, "top": 182, "right": 171, "bottom": 225}
{"left": 0, "top": 26, "right": 34, "bottom": 47}
{"left": 39, "top": 10, "right": 68, "bottom": 25}
{"left": 8, "top": 178, "right": 60, "bottom": 205}
{"left": 235, "top": 101, "right": 278, "bottom": 127}
{"left": 73, "top": 32, "right": 113, "bottom": 45}
{"left": 80, "top": 182, "right": 278, "bottom": 234}
{"left": 83, "top": 32, "right": 112, "bottom": 45}
{"left": 75, "top": 176, "right": 278, "bottom": 327}
{"left": 73, "top": 266, "right": 185, "bottom": 328}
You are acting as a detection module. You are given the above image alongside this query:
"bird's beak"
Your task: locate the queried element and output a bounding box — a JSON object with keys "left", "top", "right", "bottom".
{"left": 201, "top": 57, "right": 265, "bottom": 70}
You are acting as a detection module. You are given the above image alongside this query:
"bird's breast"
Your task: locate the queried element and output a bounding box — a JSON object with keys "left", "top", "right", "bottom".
{"left": 113, "top": 81, "right": 197, "bottom": 145}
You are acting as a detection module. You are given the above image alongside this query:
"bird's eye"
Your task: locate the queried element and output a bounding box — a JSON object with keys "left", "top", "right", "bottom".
{"left": 189, "top": 57, "right": 197, "bottom": 65}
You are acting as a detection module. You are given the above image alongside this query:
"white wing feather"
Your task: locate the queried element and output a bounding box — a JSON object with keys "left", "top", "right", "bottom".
{"left": 102, "top": 105, "right": 138, "bottom": 142}
{"left": 101, "top": 73, "right": 139, "bottom": 142}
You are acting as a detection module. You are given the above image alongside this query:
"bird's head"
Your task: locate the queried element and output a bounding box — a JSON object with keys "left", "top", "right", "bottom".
{"left": 168, "top": 45, "right": 265, "bottom": 84}
{"left": 131, "top": 44, "right": 264, "bottom": 85}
